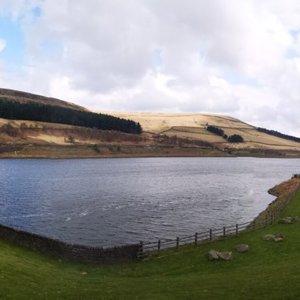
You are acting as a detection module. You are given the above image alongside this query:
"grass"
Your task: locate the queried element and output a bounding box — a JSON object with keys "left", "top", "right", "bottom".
{"left": 1, "top": 189, "right": 300, "bottom": 299}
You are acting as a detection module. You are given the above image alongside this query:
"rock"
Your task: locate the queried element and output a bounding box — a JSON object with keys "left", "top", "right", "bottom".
{"left": 208, "top": 250, "right": 232, "bottom": 261}
{"left": 263, "top": 233, "right": 284, "bottom": 242}
{"left": 235, "top": 244, "right": 249, "bottom": 253}
{"left": 218, "top": 251, "right": 232, "bottom": 261}
{"left": 278, "top": 217, "right": 293, "bottom": 224}
{"left": 263, "top": 234, "right": 276, "bottom": 241}
{"left": 208, "top": 250, "right": 219, "bottom": 261}
{"left": 273, "top": 234, "right": 284, "bottom": 242}
{"left": 81, "top": 272, "right": 87, "bottom": 275}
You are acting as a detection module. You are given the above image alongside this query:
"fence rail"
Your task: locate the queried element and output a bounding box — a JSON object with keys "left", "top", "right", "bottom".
{"left": 137, "top": 187, "right": 299, "bottom": 259}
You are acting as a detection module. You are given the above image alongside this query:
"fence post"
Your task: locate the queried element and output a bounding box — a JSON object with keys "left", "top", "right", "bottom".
{"left": 158, "top": 239, "right": 161, "bottom": 253}
{"left": 223, "top": 226, "right": 226, "bottom": 237}
{"left": 271, "top": 214, "right": 274, "bottom": 225}
{"left": 209, "top": 229, "right": 213, "bottom": 241}
{"left": 194, "top": 232, "right": 198, "bottom": 246}
{"left": 235, "top": 224, "right": 239, "bottom": 237}
{"left": 139, "top": 241, "right": 143, "bottom": 259}
{"left": 176, "top": 237, "right": 179, "bottom": 249}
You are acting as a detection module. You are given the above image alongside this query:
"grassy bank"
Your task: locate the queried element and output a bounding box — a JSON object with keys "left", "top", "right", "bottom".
{"left": 1, "top": 188, "right": 300, "bottom": 299}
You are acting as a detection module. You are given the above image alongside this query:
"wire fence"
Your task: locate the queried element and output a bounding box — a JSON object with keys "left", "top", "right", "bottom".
{"left": 137, "top": 186, "right": 299, "bottom": 259}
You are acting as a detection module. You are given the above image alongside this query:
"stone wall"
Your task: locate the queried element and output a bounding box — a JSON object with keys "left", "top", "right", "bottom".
{"left": 0, "top": 223, "right": 139, "bottom": 264}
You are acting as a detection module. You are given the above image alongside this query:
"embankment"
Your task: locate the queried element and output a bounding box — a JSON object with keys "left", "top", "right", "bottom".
{"left": 252, "top": 177, "right": 300, "bottom": 225}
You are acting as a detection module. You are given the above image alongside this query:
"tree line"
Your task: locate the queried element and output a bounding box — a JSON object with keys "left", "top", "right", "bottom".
{"left": 206, "top": 125, "right": 244, "bottom": 143}
{"left": 0, "top": 100, "right": 142, "bottom": 134}
{"left": 257, "top": 127, "right": 300, "bottom": 143}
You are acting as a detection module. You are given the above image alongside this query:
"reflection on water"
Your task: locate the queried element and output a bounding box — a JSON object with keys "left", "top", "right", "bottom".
{"left": 0, "top": 157, "right": 299, "bottom": 246}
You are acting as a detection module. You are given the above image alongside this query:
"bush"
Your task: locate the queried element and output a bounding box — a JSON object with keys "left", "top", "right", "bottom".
{"left": 207, "top": 125, "right": 224, "bottom": 137}
{"left": 227, "top": 134, "right": 244, "bottom": 143}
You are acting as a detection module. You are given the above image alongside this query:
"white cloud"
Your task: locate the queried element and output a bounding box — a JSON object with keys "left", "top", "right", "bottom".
{"left": 1, "top": 0, "right": 300, "bottom": 135}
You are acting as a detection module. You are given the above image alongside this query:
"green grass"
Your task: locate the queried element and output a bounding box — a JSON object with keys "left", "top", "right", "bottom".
{"left": 1, "top": 189, "right": 300, "bottom": 299}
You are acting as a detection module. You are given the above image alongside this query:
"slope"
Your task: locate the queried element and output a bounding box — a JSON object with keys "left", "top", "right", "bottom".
{"left": 0, "top": 88, "right": 87, "bottom": 111}
{"left": 111, "top": 112, "right": 300, "bottom": 152}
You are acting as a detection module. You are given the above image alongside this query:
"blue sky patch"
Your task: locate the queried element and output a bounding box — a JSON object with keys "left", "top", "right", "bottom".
{"left": 222, "top": 67, "right": 259, "bottom": 87}
{"left": 32, "top": 6, "right": 42, "bottom": 18}
{"left": 151, "top": 48, "right": 163, "bottom": 68}
{"left": 0, "top": 16, "right": 25, "bottom": 67}
{"left": 38, "top": 38, "right": 63, "bottom": 58}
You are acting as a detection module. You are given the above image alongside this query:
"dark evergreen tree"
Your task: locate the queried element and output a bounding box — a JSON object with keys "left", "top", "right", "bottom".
{"left": 0, "top": 100, "right": 142, "bottom": 134}
{"left": 257, "top": 127, "right": 300, "bottom": 143}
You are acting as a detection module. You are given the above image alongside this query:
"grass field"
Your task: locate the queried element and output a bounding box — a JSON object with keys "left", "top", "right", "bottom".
{"left": 1, "top": 189, "right": 300, "bottom": 299}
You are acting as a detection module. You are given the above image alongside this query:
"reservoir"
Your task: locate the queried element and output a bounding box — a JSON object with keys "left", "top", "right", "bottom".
{"left": 0, "top": 157, "right": 299, "bottom": 246}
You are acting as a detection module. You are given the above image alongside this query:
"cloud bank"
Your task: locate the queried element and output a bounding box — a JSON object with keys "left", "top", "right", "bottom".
{"left": 0, "top": 0, "right": 300, "bottom": 135}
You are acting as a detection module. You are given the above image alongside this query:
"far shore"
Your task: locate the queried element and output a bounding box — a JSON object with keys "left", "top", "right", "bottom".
{"left": 2, "top": 144, "right": 300, "bottom": 159}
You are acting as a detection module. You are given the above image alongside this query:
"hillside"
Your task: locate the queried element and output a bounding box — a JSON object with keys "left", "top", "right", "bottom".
{"left": 0, "top": 94, "right": 142, "bottom": 134}
{"left": 0, "top": 88, "right": 87, "bottom": 111}
{"left": 111, "top": 112, "right": 300, "bottom": 153}
{"left": 0, "top": 88, "right": 300, "bottom": 158}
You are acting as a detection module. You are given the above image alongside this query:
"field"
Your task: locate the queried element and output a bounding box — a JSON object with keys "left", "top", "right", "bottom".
{"left": 1, "top": 183, "right": 300, "bottom": 299}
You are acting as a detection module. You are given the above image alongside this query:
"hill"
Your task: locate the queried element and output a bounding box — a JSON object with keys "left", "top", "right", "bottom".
{"left": 0, "top": 91, "right": 142, "bottom": 134}
{"left": 0, "top": 88, "right": 87, "bottom": 111}
{"left": 110, "top": 112, "right": 300, "bottom": 154}
{"left": 0, "top": 88, "right": 300, "bottom": 158}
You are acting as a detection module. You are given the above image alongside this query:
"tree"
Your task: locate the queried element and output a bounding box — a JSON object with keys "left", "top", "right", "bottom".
{"left": 0, "top": 100, "right": 142, "bottom": 134}
{"left": 227, "top": 134, "right": 244, "bottom": 143}
{"left": 207, "top": 125, "right": 225, "bottom": 137}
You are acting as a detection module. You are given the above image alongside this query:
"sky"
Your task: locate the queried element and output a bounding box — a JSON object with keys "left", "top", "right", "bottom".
{"left": 0, "top": 0, "right": 300, "bottom": 136}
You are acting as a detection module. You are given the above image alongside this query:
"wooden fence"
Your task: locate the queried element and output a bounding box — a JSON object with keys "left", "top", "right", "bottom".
{"left": 137, "top": 187, "right": 299, "bottom": 259}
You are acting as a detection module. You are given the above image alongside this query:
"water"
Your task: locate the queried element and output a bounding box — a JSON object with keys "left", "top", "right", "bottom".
{"left": 0, "top": 157, "right": 299, "bottom": 247}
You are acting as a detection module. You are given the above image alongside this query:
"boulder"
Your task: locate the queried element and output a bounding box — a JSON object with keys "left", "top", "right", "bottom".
{"left": 208, "top": 250, "right": 219, "bottom": 261}
{"left": 263, "top": 234, "right": 276, "bottom": 241}
{"left": 263, "top": 233, "right": 284, "bottom": 242}
{"left": 278, "top": 217, "right": 293, "bottom": 224}
{"left": 273, "top": 234, "right": 284, "bottom": 242}
{"left": 218, "top": 252, "right": 232, "bottom": 261}
{"left": 208, "top": 250, "right": 232, "bottom": 261}
{"left": 235, "top": 244, "right": 249, "bottom": 253}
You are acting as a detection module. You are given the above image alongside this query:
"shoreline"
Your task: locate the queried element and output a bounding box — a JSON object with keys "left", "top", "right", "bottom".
{"left": 1, "top": 150, "right": 300, "bottom": 160}
{"left": 0, "top": 154, "right": 299, "bottom": 159}
{"left": 1, "top": 155, "right": 300, "bottom": 159}
{"left": 1, "top": 142, "right": 300, "bottom": 159}
{"left": 251, "top": 177, "right": 300, "bottom": 226}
